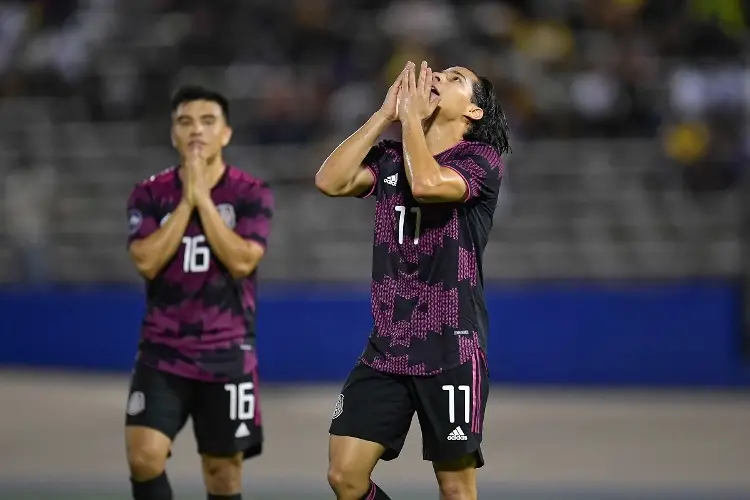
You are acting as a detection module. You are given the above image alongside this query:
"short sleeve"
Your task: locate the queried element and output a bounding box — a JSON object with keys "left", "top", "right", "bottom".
{"left": 235, "top": 181, "right": 274, "bottom": 248}
{"left": 126, "top": 183, "right": 159, "bottom": 245}
{"left": 441, "top": 143, "right": 504, "bottom": 203}
{"left": 356, "top": 140, "right": 393, "bottom": 199}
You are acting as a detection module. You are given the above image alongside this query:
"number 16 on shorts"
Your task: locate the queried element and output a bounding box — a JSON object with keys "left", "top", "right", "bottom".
{"left": 225, "top": 382, "right": 255, "bottom": 421}
{"left": 442, "top": 384, "right": 470, "bottom": 424}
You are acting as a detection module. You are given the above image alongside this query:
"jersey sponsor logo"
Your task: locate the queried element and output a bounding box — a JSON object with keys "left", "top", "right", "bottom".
{"left": 128, "top": 210, "right": 143, "bottom": 235}
{"left": 217, "top": 203, "right": 236, "bottom": 229}
{"left": 447, "top": 426, "right": 467, "bottom": 441}
{"left": 384, "top": 173, "right": 398, "bottom": 186}
{"left": 126, "top": 391, "right": 145, "bottom": 416}
{"left": 332, "top": 393, "right": 344, "bottom": 419}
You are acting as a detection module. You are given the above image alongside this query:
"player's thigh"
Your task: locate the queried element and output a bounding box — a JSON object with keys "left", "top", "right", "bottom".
{"left": 412, "top": 351, "right": 489, "bottom": 466}
{"left": 191, "top": 370, "right": 263, "bottom": 461}
{"left": 125, "top": 364, "right": 191, "bottom": 470}
{"left": 125, "top": 364, "right": 191, "bottom": 451}
{"left": 328, "top": 362, "right": 415, "bottom": 462}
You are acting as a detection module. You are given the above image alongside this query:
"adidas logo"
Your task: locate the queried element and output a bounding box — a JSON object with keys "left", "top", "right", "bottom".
{"left": 234, "top": 422, "right": 251, "bottom": 439}
{"left": 447, "top": 426, "right": 468, "bottom": 441}
{"left": 384, "top": 173, "right": 398, "bottom": 186}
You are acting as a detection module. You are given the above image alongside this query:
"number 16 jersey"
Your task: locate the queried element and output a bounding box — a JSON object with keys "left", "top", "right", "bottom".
{"left": 126, "top": 166, "right": 274, "bottom": 382}
{"left": 357, "top": 140, "right": 504, "bottom": 376}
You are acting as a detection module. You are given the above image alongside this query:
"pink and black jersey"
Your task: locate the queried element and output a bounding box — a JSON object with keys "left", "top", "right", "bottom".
{"left": 126, "top": 166, "right": 273, "bottom": 382}
{"left": 358, "top": 140, "right": 503, "bottom": 376}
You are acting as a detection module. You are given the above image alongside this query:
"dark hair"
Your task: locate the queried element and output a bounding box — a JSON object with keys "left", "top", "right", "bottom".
{"left": 464, "top": 76, "right": 511, "bottom": 155}
{"left": 170, "top": 85, "right": 230, "bottom": 123}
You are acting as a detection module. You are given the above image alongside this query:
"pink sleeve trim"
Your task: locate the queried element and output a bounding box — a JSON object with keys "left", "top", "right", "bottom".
{"left": 358, "top": 165, "right": 378, "bottom": 199}
{"left": 441, "top": 165, "right": 472, "bottom": 202}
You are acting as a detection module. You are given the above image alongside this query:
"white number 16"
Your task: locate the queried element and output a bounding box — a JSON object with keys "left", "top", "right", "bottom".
{"left": 395, "top": 205, "right": 422, "bottom": 244}
{"left": 224, "top": 382, "right": 255, "bottom": 421}
{"left": 182, "top": 235, "right": 210, "bottom": 273}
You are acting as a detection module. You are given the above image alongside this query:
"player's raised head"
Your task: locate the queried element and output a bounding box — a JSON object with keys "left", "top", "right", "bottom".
{"left": 432, "top": 67, "right": 510, "bottom": 155}
{"left": 170, "top": 85, "right": 232, "bottom": 160}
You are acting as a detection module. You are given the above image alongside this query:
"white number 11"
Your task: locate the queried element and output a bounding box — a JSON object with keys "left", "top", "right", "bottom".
{"left": 442, "top": 384, "right": 471, "bottom": 424}
{"left": 395, "top": 205, "right": 422, "bottom": 244}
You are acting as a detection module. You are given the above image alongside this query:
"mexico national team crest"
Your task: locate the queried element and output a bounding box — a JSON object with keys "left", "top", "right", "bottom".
{"left": 127, "top": 391, "right": 145, "bottom": 416}
{"left": 217, "top": 203, "right": 236, "bottom": 229}
{"left": 128, "top": 210, "right": 142, "bottom": 235}
{"left": 332, "top": 393, "right": 344, "bottom": 420}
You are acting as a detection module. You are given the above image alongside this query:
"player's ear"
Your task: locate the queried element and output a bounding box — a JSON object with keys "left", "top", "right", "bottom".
{"left": 221, "top": 126, "right": 233, "bottom": 147}
{"left": 465, "top": 104, "right": 483, "bottom": 122}
{"left": 170, "top": 129, "right": 177, "bottom": 149}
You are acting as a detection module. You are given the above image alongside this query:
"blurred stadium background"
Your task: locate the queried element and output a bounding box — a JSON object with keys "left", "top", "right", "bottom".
{"left": 1, "top": 0, "right": 749, "bottom": 498}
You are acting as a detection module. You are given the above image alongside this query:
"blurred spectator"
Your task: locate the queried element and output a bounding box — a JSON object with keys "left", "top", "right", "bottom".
{"left": 0, "top": 0, "right": 746, "bottom": 192}
{"left": 0, "top": 3, "right": 31, "bottom": 77}
{"left": 4, "top": 162, "right": 57, "bottom": 285}
{"left": 0, "top": 0, "right": 744, "bottom": 284}
{"left": 1, "top": 0, "right": 745, "bottom": 146}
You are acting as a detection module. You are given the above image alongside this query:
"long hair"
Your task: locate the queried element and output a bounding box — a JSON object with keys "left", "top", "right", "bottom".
{"left": 463, "top": 76, "right": 511, "bottom": 155}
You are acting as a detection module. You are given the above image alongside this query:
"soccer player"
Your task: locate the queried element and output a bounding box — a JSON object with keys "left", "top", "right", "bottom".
{"left": 315, "top": 61, "right": 510, "bottom": 500}
{"left": 124, "top": 85, "right": 274, "bottom": 500}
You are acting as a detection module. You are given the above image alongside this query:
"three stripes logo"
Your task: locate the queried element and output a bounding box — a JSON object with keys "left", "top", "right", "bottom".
{"left": 384, "top": 173, "right": 398, "bottom": 186}
{"left": 447, "top": 426, "right": 468, "bottom": 441}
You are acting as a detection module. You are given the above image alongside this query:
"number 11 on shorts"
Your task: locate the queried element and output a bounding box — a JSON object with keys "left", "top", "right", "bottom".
{"left": 442, "top": 384, "right": 470, "bottom": 424}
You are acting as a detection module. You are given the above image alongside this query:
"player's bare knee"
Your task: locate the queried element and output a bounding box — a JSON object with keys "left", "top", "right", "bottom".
{"left": 202, "top": 454, "right": 243, "bottom": 495}
{"left": 127, "top": 444, "right": 168, "bottom": 480}
{"left": 126, "top": 428, "right": 170, "bottom": 480}
{"left": 327, "top": 464, "right": 370, "bottom": 499}
{"left": 436, "top": 473, "right": 476, "bottom": 500}
{"left": 438, "top": 479, "right": 474, "bottom": 500}
{"left": 434, "top": 455, "right": 478, "bottom": 500}
{"left": 327, "top": 435, "right": 382, "bottom": 498}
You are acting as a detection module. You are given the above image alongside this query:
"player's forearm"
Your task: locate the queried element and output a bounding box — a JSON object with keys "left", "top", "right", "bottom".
{"left": 129, "top": 200, "right": 192, "bottom": 279}
{"left": 315, "top": 111, "right": 391, "bottom": 195}
{"left": 402, "top": 120, "right": 444, "bottom": 200}
{"left": 196, "top": 199, "right": 264, "bottom": 278}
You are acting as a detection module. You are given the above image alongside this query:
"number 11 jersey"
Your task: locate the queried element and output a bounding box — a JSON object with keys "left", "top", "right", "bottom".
{"left": 357, "top": 140, "right": 504, "bottom": 376}
{"left": 126, "top": 166, "right": 274, "bottom": 382}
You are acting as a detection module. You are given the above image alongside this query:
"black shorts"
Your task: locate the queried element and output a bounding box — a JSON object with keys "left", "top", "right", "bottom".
{"left": 329, "top": 354, "right": 489, "bottom": 467}
{"left": 125, "top": 363, "right": 263, "bottom": 460}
